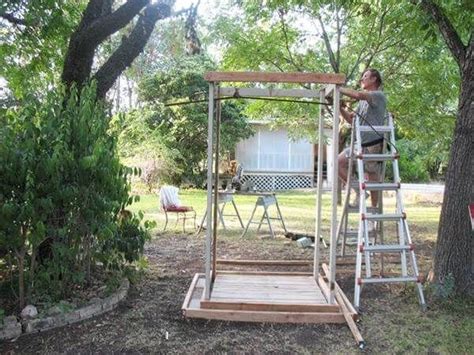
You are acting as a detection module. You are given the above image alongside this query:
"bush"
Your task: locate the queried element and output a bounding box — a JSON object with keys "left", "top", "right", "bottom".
{"left": 0, "top": 83, "right": 149, "bottom": 309}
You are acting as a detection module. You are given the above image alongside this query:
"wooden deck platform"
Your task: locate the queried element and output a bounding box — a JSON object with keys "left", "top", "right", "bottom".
{"left": 182, "top": 272, "right": 355, "bottom": 323}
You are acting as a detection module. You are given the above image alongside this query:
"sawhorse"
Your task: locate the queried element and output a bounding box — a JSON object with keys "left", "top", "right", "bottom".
{"left": 197, "top": 192, "right": 244, "bottom": 234}
{"left": 240, "top": 193, "right": 287, "bottom": 239}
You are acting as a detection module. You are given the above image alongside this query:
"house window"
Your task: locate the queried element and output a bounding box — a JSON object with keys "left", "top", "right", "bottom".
{"left": 236, "top": 125, "right": 313, "bottom": 173}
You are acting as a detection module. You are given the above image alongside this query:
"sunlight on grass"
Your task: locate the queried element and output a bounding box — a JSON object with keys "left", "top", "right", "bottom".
{"left": 129, "top": 189, "right": 442, "bottom": 243}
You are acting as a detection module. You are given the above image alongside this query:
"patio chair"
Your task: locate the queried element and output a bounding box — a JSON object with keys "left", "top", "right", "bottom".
{"left": 159, "top": 186, "right": 196, "bottom": 232}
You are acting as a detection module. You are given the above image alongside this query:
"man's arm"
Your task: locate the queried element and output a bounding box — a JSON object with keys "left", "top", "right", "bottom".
{"left": 340, "top": 106, "right": 355, "bottom": 124}
{"left": 340, "top": 87, "right": 373, "bottom": 103}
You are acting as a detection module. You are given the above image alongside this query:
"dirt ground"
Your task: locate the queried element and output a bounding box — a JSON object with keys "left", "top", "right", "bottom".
{"left": 0, "top": 228, "right": 464, "bottom": 354}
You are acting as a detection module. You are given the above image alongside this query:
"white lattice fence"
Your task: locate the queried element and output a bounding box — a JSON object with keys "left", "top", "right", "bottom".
{"left": 241, "top": 174, "right": 313, "bottom": 191}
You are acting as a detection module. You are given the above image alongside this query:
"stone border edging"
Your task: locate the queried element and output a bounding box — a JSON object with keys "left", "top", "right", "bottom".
{"left": 0, "top": 278, "right": 129, "bottom": 340}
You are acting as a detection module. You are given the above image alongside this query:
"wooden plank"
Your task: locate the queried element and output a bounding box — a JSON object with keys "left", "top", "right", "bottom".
{"left": 216, "top": 257, "right": 399, "bottom": 267}
{"left": 201, "top": 300, "right": 339, "bottom": 313}
{"left": 204, "top": 71, "right": 346, "bottom": 84}
{"left": 211, "top": 291, "right": 324, "bottom": 298}
{"left": 334, "top": 286, "right": 365, "bottom": 348}
{"left": 212, "top": 285, "right": 322, "bottom": 293}
{"left": 217, "top": 270, "right": 314, "bottom": 276}
{"left": 181, "top": 273, "right": 201, "bottom": 311}
{"left": 318, "top": 275, "right": 331, "bottom": 302}
{"left": 216, "top": 259, "right": 312, "bottom": 266}
{"left": 219, "top": 87, "right": 321, "bottom": 98}
{"left": 184, "top": 308, "right": 346, "bottom": 323}
{"left": 215, "top": 274, "right": 316, "bottom": 283}
{"left": 321, "top": 264, "right": 358, "bottom": 319}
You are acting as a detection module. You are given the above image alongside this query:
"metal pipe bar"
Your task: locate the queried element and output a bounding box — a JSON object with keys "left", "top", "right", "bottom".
{"left": 219, "top": 87, "right": 321, "bottom": 98}
{"left": 328, "top": 85, "right": 340, "bottom": 304}
{"left": 313, "top": 89, "right": 325, "bottom": 279}
{"left": 204, "top": 83, "right": 215, "bottom": 300}
{"left": 212, "top": 86, "right": 221, "bottom": 282}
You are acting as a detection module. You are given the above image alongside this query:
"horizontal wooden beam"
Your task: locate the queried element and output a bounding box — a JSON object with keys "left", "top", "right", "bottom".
{"left": 200, "top": 299, "right": 340, "bottom": 313}
{"left": 216, "top": 257, "right": 395, "bottom": 267}
{"left": 219, "top": 87, "right": 321, "bottom": 98}
{"left": 217, "top": 270, "right": 313, "bottom": 276}
{"left": 216, "top": 259, "right": 312, "bottom": 266}
{"left": 184, "top": 308, "right": 346, "bottom": 323}
{"left": 205, "top": 71, "right": 346, "bottom": 84}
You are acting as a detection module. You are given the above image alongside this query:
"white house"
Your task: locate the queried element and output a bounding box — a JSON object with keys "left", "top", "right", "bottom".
{"left": 235, "top": 121, "right": 316, "bottom": 190}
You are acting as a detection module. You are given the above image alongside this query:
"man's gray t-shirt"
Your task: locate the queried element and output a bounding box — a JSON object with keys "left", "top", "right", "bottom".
{"left": 356, "top": 91, "right": 387, "bottom": 146}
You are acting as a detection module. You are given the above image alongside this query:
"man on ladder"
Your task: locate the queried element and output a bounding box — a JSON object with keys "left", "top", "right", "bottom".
{"left": 333, "top": 68, "right": 426, "bottom": 311}
{"left": 338, "top": 68, "right": 386, "bottom": 220}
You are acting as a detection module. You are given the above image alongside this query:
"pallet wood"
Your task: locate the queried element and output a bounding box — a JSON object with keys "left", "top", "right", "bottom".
{"left": 183, "top": 273, "right": 347, "bottom": 324}
{"left": 217, "top": 270, "right": 313, "bottom": 276}
{"left": 216, "top": 257, "right": 400, "bottom": 267}
{"left": 216, "top": 259, "right": 312, "bottom": 266}
{"left": 185, "top": 308, "right": 346, "bottom": 323}
{"left": 204, "top": 71, "right": 346, "bottom": 84}
{"left": 200, "top": 300, "right": 340, "bottom": 313}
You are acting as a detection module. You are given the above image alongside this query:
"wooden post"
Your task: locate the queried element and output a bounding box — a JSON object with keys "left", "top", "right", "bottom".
{"left": 205, "top": 83, "right": 215, "bottom": 300}
{"left": 314, "top": 88, "right": 325, "bottom": 279}
{"left": 212, "top": 86, "right": 221, "bottom": 282}
{"left": 329, "top": 85, "right": 340, "bottom": 304}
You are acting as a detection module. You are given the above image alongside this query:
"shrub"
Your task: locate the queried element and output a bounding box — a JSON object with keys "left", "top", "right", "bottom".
{"left": 0, "top": 83, "right": 149, "bottom": 309}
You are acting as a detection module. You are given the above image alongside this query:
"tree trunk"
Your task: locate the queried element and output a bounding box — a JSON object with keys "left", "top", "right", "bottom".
{"left": 414, "top": 0, "right": 474, "bottom": 296}
{"left": 434, "top": 48, "right": 473, "bottom": 295}
{"left": 15, "top": 246, "right": 26, "bottom": 310}
{"left": 61, "top": 0, "right": 170, "bottom": 100}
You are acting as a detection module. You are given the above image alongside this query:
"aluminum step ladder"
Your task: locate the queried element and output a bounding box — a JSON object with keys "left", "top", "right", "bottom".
{"left": 348, "top": 114, "right": 426, "bottom": 312}
{"left": 337, "top": 125, "right": 385, "bottom": 253}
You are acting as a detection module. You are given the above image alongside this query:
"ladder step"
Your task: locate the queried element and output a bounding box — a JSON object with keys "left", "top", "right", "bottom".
{"left": 358, "top": 125, "right": 393, "bottom": 133}
{"left": 360, "top": 244, "right": 413, "bottom": 253}
{"left": 363, "top": 213, "right": 405, "bottom": 221}
{"left": 362, "top": 182, "right": 400, "bottom": 191}
{"left": 359, "top": 276, "right": 419, "bottom": 284}
{"left": 356, "top": 153, "right": 399, "bottom": 161}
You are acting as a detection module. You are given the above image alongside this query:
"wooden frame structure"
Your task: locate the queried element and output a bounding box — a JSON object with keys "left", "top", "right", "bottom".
{"left": 182, "top": 71, "right": 364, "bottom": 347}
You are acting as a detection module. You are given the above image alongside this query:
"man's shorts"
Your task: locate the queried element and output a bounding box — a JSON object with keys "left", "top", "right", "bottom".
{"left": 343, "top": 142, "right": 384, "bottom": 174}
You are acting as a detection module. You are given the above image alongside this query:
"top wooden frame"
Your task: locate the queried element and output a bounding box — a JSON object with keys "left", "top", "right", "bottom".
{"left": 204, "top": 71, "right": 346, "bottom": 85}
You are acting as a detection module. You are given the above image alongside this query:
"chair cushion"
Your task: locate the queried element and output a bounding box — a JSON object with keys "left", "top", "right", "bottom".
{"left": 165, "top": 205, "right": 193, "bottom": 212}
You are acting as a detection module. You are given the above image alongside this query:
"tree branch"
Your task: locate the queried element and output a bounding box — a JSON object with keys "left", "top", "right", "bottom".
{"left": 77, "top": 0, "right": 149, "bottom": 50}
{"left": 415, "top": 0, "right": 466, "bottom": 66}
{"left": 317, "top": 14, "right": 338, "bottom": 72}
{"left": 93, "top": 3, "right": 171, "bottom": 99}
{"left": 278, "top": 11, "right": 303, "bottom": 72}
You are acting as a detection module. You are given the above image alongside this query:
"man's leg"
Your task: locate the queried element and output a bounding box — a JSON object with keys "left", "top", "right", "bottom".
{"left": 338, "top": 148, "right": 350, "bottom": 184}
{"left": 367, "top": 172, "right": 379, "bottom": 208}
{"left": 365, "top": 143, "right": 384, "bottom": 208}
